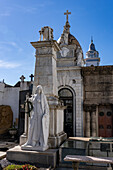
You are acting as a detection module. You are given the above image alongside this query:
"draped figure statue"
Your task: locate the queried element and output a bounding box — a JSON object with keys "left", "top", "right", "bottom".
{"left": 21, "top": 85, "right": 49, "bottom": 151}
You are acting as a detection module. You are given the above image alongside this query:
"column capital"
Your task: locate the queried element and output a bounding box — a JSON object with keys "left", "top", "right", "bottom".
{"left": 84, "top": 104, "right": 96, "bottom": 112}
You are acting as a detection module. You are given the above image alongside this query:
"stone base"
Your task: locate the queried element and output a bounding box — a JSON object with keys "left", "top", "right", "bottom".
{"left": 6, "top": 145, "right": 58, "bottom": 168}
{"left": 20, "top": 132, "right": 67, "bottom": 149}
{"left": 48, "top": 132, "right": 67, "bottom": 148}
{"left": 57, "top": 132, "right": 67, "bottom": 146}
{"left": 21, "top": 144, "right": 48, "bottom": 151}
{"left": 19, "top": 134, "right": 27, "bottom": 145}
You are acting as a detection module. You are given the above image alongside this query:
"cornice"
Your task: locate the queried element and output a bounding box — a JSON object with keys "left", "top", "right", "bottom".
{"left": 82, "top": 66, "right": 113, "bottom": 75}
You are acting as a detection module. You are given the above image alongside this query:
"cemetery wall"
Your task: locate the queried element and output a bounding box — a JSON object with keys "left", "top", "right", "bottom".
{"left": 0, "top": 82, "right": 5, "bottom": 105}
{"left": 2, "top": 87, "right": 20, "bottom": 124}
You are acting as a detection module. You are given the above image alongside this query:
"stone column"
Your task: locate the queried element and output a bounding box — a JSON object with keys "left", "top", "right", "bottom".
{"left": 23, "top": 101, "right": 29, "bottom": 136}
{"left": 31, "top": 40, "right": 59, "bottom": 96}
{"left": 30, "top": 28, "right": 67, "bottom": 148}
{"left": 91, "top": 111, "right": 96, "bottom": 137}
{"left": 20, "top": 94, "right": 29, "bottom": 145}
{"left": 86, "top": 111, "right": 90, "bottom": 137}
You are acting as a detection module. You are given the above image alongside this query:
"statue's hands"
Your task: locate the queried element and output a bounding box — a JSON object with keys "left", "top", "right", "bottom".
{"left": 42, "top": 113, "right": 47, "bottom": 119}
{"left": 29, "top": 94, "right": 35, "bottom": 101}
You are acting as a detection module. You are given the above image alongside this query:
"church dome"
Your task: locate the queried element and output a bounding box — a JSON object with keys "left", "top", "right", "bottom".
{"left": 68, "top": 33, "right": 81, "bottom": 47}
{"left": 88, "top": 40, "right": 96, "bottom": 51}
{"left": 57, "top": 33, "right": 82, "bottom": 49}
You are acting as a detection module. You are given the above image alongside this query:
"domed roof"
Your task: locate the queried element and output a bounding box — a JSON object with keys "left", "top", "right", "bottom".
{"left": 88, "top": 40, "right": 96, "bottom": 51}
{"left": 57, "top": 33, "right": 82, "bottom": 49}
{"left": 68, "top": 33, "right": 81, "bottom": 47}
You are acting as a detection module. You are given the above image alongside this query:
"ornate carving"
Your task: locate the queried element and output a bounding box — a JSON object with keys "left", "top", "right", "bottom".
{"left": 36, "top": 47, "right": 52, "bottom": 55}
{"left": 39, "top": 26, "right": 53, "bottom": 41}
{"left": 84, "top": 104, "right": 96, "bottom": 112}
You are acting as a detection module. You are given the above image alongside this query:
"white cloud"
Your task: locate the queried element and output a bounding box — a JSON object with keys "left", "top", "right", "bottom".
{"left": 0, "top": 60, "right": 21, "bottom": 69}
{"left": 0, "top": 41, "right": 23, "bottom": 52}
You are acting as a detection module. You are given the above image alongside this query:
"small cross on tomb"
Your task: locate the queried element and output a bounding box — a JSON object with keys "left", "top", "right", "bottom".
{"left": 29, "top": 74, "right": 34, "bottom": 82}
{"left": 20, "top": 75, "right": 25, "bottom": 82}
{"left": 64, "top": 10, "right": 71, "bottom": 22}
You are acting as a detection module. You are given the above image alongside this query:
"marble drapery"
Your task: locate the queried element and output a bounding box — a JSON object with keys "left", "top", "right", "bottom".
{"left": 21, "top": 85, "right": 49, "bottom": 151}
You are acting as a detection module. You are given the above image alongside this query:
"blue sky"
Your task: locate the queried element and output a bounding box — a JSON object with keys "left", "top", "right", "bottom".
{"left": 0, "top": 0, "right": 113, "bottom": 85}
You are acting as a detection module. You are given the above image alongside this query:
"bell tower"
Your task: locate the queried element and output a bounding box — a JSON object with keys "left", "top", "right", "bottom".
{"left": 85, "top": 37, "right": 100, "bottom": 66}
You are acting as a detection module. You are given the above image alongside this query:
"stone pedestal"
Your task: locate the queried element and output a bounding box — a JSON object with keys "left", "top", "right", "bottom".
{"left": 7, "top": 146, "right": 58, "bottom": 168}
{"left": 20, "top": 115, "right": 29, "bottom": 145}
{"left": 30, "top": 32, "right": 67, "bottom": 148}
{"left": 31, "top": 40, "right": 60, "bottom": 96}
{"left": 48, "top": 96, "right": 67, "bottom": 148}
{"left": 20, "top": 95, "right": 30, "bottom": 145}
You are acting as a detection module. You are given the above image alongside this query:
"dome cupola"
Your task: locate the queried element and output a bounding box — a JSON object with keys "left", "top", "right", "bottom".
{"left": 85, "top": 37, "right": 100, "bottom": 66}
{"left": 57, "top": 10, "right": 84, "bottom": 67}
{"left": 89, "top": 39, "right": 96, "bottom": 51}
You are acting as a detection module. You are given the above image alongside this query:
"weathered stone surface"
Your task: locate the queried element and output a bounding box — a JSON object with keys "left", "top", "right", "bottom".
{"left": 82, "top": 66, "right": 113, "bottom": 104}
{"left": 0, "top": 105, "right": 13, "bottom": 135}
{"left": 7, "top": 146, "right": 58, "bottom": 168}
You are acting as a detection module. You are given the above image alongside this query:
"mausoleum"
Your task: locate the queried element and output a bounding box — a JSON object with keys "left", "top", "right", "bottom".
{"left": 0, "top": 10, "right": 113, "bottom": 141}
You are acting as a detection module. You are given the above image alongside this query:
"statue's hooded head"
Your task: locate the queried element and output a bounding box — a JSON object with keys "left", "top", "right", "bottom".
{"left": 36, "top": 85, "right": 43, "bottom": 94}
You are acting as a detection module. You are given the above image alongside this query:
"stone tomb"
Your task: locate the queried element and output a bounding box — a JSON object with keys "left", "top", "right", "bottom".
{"left": 7, "top": 26, "right": 66, "bottom": 168}
{"left": 7, "top": 146, "right": 58, "bottom": 168}
{"left": 20, "top": 26, "right": 67, "bottom": 148}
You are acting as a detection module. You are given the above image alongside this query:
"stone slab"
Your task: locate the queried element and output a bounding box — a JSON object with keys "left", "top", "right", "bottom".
{"left": 0, "top": 152, "right": 6, "bottom": 160}
{"left": 6, "top": 145, "right": 58, "bottom": 168}
{"left": 69, "top": 137, "right": 90, "bottom": 142}
{"left": 64, "top": 155, "right": 113, "bottom": 164}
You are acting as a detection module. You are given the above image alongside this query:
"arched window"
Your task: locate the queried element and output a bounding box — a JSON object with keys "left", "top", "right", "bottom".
{"left": 58, "top": 88, "right": 73, "bottom": 137}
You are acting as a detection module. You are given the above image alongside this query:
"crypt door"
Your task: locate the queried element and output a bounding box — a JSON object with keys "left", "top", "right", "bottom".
{"left": 58, "top": 88, "right": 73, "bottom": 137}
{"left": 98, "top": 106, "right": 113, "bottom": 137}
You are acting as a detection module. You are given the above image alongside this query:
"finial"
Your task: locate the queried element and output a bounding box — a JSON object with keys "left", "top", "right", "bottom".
{"left": 20, "top": 75, "right": 25, "bottom": 82}
{"left": 64, "top": 10, "right": 71, "bottom": 22}
{"left": 91, "top": 36, "right": 93, "bottom": 43}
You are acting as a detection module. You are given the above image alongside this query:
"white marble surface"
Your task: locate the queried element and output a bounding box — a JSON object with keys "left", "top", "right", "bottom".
{"left": 21, "top": 85, "right": 49, "bottom": 151}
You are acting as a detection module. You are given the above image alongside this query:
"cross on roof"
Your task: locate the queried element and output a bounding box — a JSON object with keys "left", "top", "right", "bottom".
{"left": 20, "top": 75, "right": 25, "bottom": 82}
{"left": 29, "top": 74, "right": 34, "bottom": 81}
{"left": 64, "top": 10, "right": 71, "bottom": 22}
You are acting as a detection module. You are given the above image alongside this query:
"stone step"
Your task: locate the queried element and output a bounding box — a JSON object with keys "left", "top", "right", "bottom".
{"left": 7, "top": 145, "right": 58, "bottom": 168}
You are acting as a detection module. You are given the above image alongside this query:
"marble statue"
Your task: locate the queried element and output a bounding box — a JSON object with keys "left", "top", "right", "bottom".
{"left": 60, "top": 47, "right": 69, "bottom": 57}
{"left": 76, "top": 47, "right": 84, "bottom": 66}
{"left": 21, "top": 85, "right": 49, "bottom": 151}
{"left": 39, "top": 26, "right": 53, "bottom": 41}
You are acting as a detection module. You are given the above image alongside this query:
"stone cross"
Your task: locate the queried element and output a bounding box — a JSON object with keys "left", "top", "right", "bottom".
{"left": 64, "top": 10, "right": 71, "bottom": 22}
{"left": 24, "top": 93, "right": 29, "bottom": 137}
{"left": 29, "top": 74, "right": 34, "bottom": 82}
{"left": 20, "top": 75, "right": 25, "bottom": 82}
